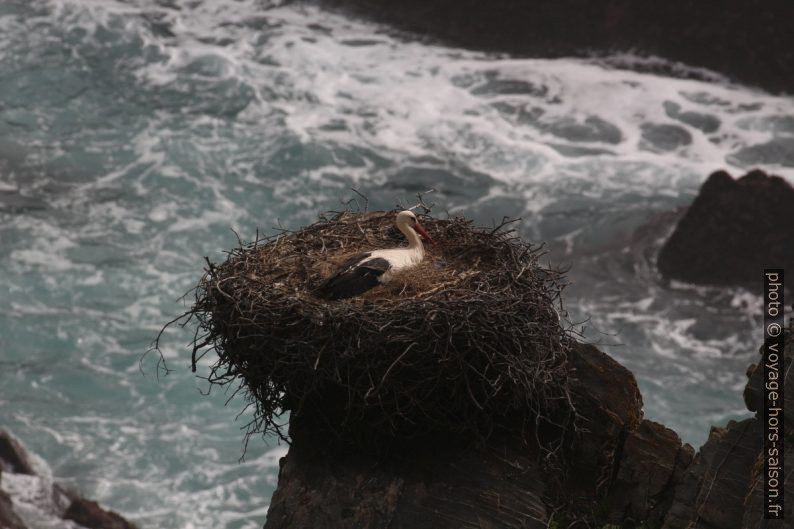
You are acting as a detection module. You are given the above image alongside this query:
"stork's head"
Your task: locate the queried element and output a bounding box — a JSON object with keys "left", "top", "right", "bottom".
{"left": 396, "top": 210, "right": 434, "bottom": 244}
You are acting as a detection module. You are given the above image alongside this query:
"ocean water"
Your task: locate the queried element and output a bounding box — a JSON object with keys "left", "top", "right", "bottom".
{"left": 1, "top": 0, "right": 793, "bottom": 527}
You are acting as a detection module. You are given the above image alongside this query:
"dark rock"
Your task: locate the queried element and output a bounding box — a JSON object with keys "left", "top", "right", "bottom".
{"left": 657, "top": 169, "right": 794, "bottom": 287}
{"left": 263, "top": 324, "right": 794, "bottom": 528}
{"left": 664, "top": 324, "right": 794, "bottom": 528}
{"left": 319, "top": 0, "right": 794, "bottom": 94}
{"left": 662, "top": 418, "right": 762, "bottom": 529}
{"left": 606, "top": 420, "right": 694, "bottom": 526}
{"left": 0, "top": 485, "right": 27, "bottom": 529}
{"left": 0, "top": 430, "right": 138, "bottom": 529}
{"left": 740, "top": 327, "right": 794, "bottom": 527}
{"left": 264, "top": 342, "right": 656, "bottom": 529}
{"left": 567, "top": 343, "right": 644, "bottom": 431}
{"left": 265, "top": 423, "right": 548, "bottom": 529}
{"left": 743, "top": 361, "right": 763, "bottom": 413}
{"left": 564, "top": 342, "right": 644, "bottom": 498}
{"left": 0, "top": 437, "right": 32, "bottom": 529}
{"left": 0, "top": 431, "right": 34, "bottom": 475}
{"left": 741, "top": 438, "right": 793, "bottom": 529}
{"left": 745, "top": 324, "right": 794, "bottom": 444}
{"left": 64, "top": 498, "right": 138, "bottom": 529}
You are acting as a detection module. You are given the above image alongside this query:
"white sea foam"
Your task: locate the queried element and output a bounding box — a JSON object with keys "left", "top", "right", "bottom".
{"left": 0, "top": 433, "right": 75, "bottom": 529}
{"left": 1, "top": 1, "right": 792, "bottom": 528}
{"left": 0, "top": 473, "right": 79, "bottom": 529}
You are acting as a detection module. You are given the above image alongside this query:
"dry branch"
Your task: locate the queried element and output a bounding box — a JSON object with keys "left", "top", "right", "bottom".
{"left": 172, "top": 209, "right": 575, "bottom": 449}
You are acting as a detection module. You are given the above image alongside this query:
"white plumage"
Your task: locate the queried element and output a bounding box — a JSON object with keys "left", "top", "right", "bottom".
{"left": 316, "top": 210, "right": 434, "bottom": 300}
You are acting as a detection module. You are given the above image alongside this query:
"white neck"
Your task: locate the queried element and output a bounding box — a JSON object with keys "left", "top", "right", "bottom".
{"left": 398, "top": 223, "right": 424, "bottom": 255}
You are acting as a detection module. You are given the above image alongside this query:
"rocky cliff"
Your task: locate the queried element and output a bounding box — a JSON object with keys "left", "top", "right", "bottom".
{"left": 319, "top": 0, "right": 794, "bottom": 94}
{"left": 263, "top": 329, "right": 792, "bottom": 528}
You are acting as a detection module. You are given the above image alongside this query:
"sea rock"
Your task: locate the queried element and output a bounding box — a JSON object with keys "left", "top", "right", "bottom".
{"left": 264, "top": 341, "right": 681, "bottom": 529}
{"left": 742, "top": 438, "right": 793, "bottom": 529}
{"left": 739, "top": 330, "right": 794, "bottom": 529}
{"left": 662, "top": 418, "right": 763, "bottom": 529}
{"left": 264, "top": 325, "right": 793, "bottom": 528}
{"left": 0, "top": 429, "right": 139, "bottom": 529}
{"left": 662, "top": 325, "right": 794, "bottom": 528}
{"left": 563, "top": 342, "right": 644, "bottom": 499}
{"left": 64, "top": 498, "right": 138, "bottom": 529}
{"left": 745, "top": 348, "right": 794, "bottom": 437}
{"left": 606, "top": 420, "right": 694, "bottom": 526}
{"left": 0, "top": 431, "right": 35, "bottom": 475}
{"left": 0, "top": 483, "right": 27, "bottom": 529}
{"left": 657, "top": 169, "right": 794, "bottom": 287}
{"left": 265, "top": 427, "right": 548, "bottom": 529}
{"left": 318, "top": 0, "right": 794, "bottom": 93}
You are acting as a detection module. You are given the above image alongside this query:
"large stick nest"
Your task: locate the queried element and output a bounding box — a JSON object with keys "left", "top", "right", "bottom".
{"left": 184, "top": 209, "right": 573, "bottom": 447}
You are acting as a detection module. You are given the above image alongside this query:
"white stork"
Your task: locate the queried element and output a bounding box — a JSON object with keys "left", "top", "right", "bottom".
{"left": 316, "top": 210, "right": 434, "bottom": 300}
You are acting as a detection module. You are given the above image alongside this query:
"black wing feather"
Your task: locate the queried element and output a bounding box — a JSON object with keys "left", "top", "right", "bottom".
{"left": 315, "top": 254, "right": 391, "bottom": 300}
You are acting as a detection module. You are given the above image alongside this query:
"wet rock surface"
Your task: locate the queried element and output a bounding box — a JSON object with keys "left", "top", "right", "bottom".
{"left": 64, "top": 498, "right": 138, "bottom": 529}
{"left": 319, "top": 0, "right": 794, "bottom": 93}
{"left": 657, "top": 169, "right": 794, "bottom": 287}
{"left": 0, "top": 432, "right": 35, "bottom": 476}
{"left": 0, "top": 430, "right": 139, "bottom": 529}
{"left": 0, "top": 482, "right": 27, "bottom": 529}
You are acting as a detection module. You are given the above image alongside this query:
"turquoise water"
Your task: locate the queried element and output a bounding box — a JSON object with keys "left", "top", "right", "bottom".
{"left": 1, "top": 0, "right": 793, "bottom": 527}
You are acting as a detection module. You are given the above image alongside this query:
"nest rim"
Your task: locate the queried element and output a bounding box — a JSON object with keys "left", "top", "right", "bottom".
{"left": 168, "top": 207, "right": 576, "bottom": 450}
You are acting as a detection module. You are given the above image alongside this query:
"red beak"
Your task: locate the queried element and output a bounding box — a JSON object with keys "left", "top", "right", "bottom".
{"left": 413, "top": 222, "right": 435, "bottom": 244}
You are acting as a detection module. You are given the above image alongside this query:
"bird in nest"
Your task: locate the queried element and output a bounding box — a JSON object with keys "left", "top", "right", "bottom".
{"left": 315, "top": 210, "right": 435, "bottom": 300}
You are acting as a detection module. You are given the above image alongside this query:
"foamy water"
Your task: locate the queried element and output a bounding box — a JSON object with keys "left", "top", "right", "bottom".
{"left": 1, "top": 0, "right": 792, "bottom": 527}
